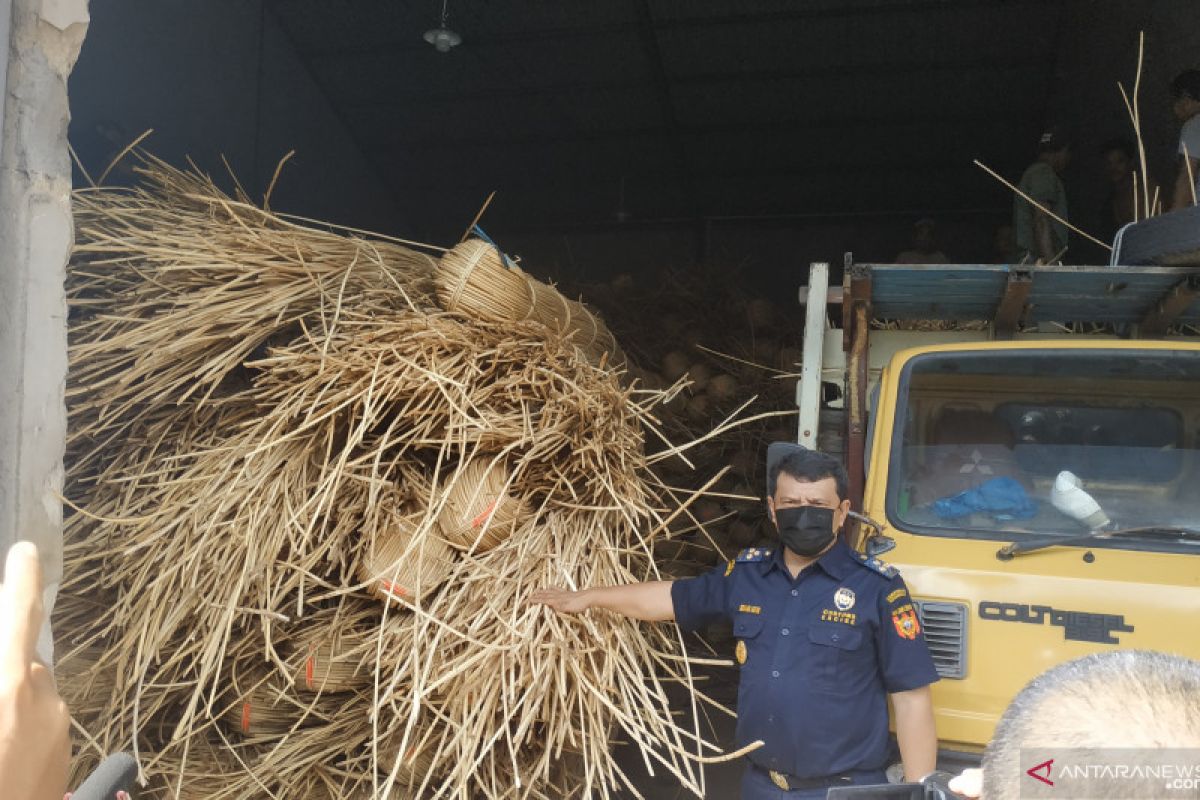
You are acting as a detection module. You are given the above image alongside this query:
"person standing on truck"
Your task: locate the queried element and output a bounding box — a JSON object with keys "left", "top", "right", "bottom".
{"left": 1013, "top": 127, "right": 1072, "bottom": 263}
{"left": 1099, "top": 137, "right": 1159, "bottom": 241}
{"left": 530, "top": 444, "right": 940, "bottom": 799}
{"left": 1169, "top": 69, "right": 1200, "bottom": 210}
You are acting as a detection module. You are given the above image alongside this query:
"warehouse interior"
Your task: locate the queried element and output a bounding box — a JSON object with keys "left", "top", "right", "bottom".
{"left": 70, "top": 0, "right": 1198, "bottom": 292}
{"left": 24, "top": 1, "right": 1197, "bottom": 797}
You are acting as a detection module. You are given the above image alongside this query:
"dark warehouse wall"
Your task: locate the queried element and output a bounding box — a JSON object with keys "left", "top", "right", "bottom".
{"left": 68, "top": 0, "right": 404, "bottom": 234}
{"left": 65, "top": 1, "right": 1199, "bottom": 291}
{"left": 504, "top": 0, "right": 1200, "bottom": 290}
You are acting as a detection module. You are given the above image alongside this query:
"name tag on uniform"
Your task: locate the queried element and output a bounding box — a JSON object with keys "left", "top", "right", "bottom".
{"left": 820, "top": 608, "right": 857, "bottom": 625}
{"left": 738, "top": 604, "right": 762, "bottom": 614}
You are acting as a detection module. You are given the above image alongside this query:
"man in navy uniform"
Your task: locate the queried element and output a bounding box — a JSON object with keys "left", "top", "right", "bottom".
{"left": 531, "top": 443, "right": 939, "bottom": 798}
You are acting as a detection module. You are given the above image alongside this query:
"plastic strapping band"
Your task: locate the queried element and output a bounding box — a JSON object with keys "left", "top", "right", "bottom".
{"left": 473, "top": 224, "right": 515, "bottom": 270}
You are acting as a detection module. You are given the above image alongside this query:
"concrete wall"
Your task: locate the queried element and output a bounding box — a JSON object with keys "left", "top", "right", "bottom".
{"left": 0, "top": 0, "right": 89, "bottom": 663}
{"left": 67, "top": 0, "right": 403, "bottom": 234}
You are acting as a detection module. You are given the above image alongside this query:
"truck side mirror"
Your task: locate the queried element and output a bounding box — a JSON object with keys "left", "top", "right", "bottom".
{"left": 865, "top": 534, "right": 896, "bottom": 557}
{"left": 847, "top": 510, "right": 896, "bottom": 557}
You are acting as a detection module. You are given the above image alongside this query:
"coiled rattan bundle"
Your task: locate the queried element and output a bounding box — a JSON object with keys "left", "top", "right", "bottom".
{"left": 436, "top": 457, "right": 532, "bottom": 552}
{"left": 435, "top": 239, "right": 626, "bottom": 370}
{"left": 357, "top": 509, "right": 456, "bottom": 604}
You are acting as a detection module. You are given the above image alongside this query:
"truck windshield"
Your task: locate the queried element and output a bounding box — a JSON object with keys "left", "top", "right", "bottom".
{"left": 887, "top": 348, "right": 1200, "bottom": 551}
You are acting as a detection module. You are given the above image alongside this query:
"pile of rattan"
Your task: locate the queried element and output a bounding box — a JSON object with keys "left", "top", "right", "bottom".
{"left": 56, "top": 156, "right": 741, "bottom": 799}
{"left": 566, "top": 270, "right": 803, "bottom": 582}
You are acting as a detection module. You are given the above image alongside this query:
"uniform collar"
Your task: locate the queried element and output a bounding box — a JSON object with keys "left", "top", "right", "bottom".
{"left": 762, "top": 538, "right": 852, "bottom": 581}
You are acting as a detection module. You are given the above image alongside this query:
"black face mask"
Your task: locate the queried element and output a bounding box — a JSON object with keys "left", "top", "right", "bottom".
{"left": 774, "top": 506, "right": 836, "bottom": 557}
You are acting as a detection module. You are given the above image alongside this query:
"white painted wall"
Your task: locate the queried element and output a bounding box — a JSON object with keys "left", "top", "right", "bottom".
{"left": 68, "top": 0, "right": 403, "bottom": 234}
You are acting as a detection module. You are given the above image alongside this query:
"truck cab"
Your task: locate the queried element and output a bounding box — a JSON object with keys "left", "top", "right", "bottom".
{"left": 798, "top": 255, "right": 1200, "bottom": 757}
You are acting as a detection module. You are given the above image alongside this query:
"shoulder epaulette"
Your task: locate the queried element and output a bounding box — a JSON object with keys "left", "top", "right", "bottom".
{"left": 736, "top": 547, "right": 773, "bottom": 563}
{"left": 853, "top": 551, "right": 898, "bottom": 578}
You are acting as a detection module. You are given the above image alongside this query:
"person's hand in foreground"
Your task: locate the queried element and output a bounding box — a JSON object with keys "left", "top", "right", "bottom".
{"left": 949, "top": 768, "right": 982, "bottom": 799}
{"left": 0, "top": 541, "right": 70, "bottom": 800}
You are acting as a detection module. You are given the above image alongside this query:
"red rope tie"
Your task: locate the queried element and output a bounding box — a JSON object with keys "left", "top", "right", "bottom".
{"left": 381, "top": 579, "right": 408, "bottom": 597}
{"left": 471, "top": 498, "right": 500, "bottom": 529}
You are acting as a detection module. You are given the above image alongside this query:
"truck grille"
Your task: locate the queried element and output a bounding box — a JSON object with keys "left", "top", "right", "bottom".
{"left": 913, "top": 600, "right": 968, "bottom": 679}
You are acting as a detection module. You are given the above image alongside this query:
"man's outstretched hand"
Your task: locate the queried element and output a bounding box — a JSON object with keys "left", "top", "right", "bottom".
{"left": 528, "top": 588, "right": 592, "bottom": 615}
{"left": 0, "top": 541, "right": 70, "bottom": 800}
{"left": 529, "top": 583, "right": 675, "bottom": 622}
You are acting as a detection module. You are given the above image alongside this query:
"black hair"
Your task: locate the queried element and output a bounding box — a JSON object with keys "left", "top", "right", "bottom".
{"left": 1100, "top": 137, "right": 1136, "bottom": 161}
{"left": 1171, "top": 69, "right": 1200, "bottom": 102}
{"left": 1037, "top": 137, "right": 1072, "bottom": 155}
{"left": 769, "top": 450, "right": 848, "bottom": 502}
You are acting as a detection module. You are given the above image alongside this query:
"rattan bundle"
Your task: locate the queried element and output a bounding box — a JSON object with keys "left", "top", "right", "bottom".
{"left": 222, "top": 670, "right": 344, "bottom": 738}
{"left": 357, "top": 509, "right": 456, "bottom": 604}
{"left": 436, "top": 457, "right": 532, "bottom": 552}
{"left": 435, "top": 239, "right": 626, "bottom": 370}
{"left": 282, "top": 607, "right": 380, "bottom": 694}
{"left": 436, "top": 238, "right": 535, "bottom": 318}
{"left": 56, "top": 156, "right": 757, "bottom": 799}
{"left": 375, "top": 733, "right": 440, "bottom": 791}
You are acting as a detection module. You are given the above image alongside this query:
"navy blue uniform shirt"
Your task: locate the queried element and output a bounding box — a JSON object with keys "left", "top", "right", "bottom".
{"left": 670, "top": 539, "right": 939, "bottom": 779}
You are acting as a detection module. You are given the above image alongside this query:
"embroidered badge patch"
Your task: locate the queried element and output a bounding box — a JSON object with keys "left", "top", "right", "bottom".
{"left": 886, "top": 587, "right": 908, "bottom": 604}
{"left": 834, "top": 587, "right": 856, "bottom": 611}
{"left": 738, "top": 604, "right": 761, "bottom": 615}
{"left": 735, "top": 639, "right": 747, "bottom": 665}
{"left": 892, "top": 603, "right": 920, "bottom": 640}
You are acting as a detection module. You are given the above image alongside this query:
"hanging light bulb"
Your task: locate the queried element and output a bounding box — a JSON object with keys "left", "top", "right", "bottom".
{"left": 423, "top": 0, "right": 462, "bottom": 53}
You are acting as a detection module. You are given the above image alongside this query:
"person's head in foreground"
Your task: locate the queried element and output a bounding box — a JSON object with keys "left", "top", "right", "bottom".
{"left": 765, "top": 443, "right": 850, "bottom": 559}
{"left": 977, "top": 650, "right": 1200, "bottom": 799}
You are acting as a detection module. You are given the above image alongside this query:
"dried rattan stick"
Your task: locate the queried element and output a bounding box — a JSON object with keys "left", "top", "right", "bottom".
{"left": 974, "top": 159, "right": 1112, "bottom": 251}
{"left": 460, "top": 190, "right": 496, "bottom": 243}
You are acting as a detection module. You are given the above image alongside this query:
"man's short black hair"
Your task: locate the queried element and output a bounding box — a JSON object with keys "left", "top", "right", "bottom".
{"left": 1171, "top": 69, "right": 1200, "bottom": 102}
{"left": 768, "top": 449, "right": 848, "bottom": 502}
{"left": 1100, "top": 137, "right": 1136, "bottom": 160}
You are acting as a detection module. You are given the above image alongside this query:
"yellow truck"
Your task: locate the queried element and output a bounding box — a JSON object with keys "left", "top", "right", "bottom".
{"left": 797, "top": 255, "right": 1200, "bottom": 763}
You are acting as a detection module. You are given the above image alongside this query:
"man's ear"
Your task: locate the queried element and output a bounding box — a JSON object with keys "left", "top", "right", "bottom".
{"left": 835, "top": 499, "right": 851, "bottom": 531}
{"left": 766, "top": 495, "right": 776, "bottom": 525}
